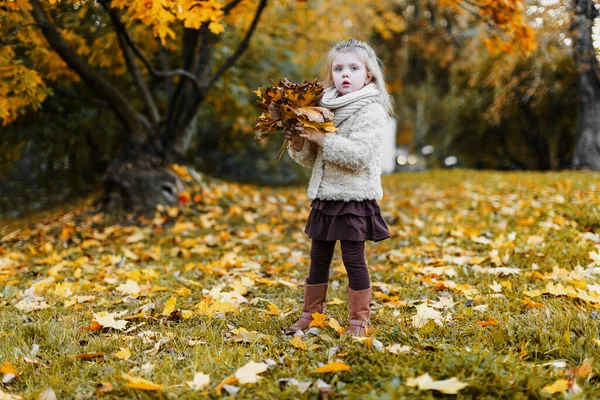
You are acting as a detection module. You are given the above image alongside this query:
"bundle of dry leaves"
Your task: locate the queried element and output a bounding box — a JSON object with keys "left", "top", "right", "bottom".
{"left": 254, "top": 78, "right": 336, "bottom": 159}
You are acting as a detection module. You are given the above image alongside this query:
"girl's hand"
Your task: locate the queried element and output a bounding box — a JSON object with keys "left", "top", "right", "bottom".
{"left": 299, "top": 126, "right": 326, "bottom": 147}
{"left": 284, "top": 122, "right": 303, "bottom": 140}
{"left": 284, "top": 122, "right": 305, "bottom": 151}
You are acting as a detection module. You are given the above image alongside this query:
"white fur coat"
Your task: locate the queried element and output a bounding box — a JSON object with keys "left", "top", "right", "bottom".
{"left": 287, "top": 102, "right": 387, "bottom": 201}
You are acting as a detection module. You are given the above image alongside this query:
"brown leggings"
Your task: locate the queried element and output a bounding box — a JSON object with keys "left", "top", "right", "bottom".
{"left": 307, "top": 239, "right": 370, "bottom": 290}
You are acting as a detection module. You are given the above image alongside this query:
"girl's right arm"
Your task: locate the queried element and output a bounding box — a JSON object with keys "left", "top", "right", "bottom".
{"left": 285, "top": 124, "right": 318, "bottom": 168}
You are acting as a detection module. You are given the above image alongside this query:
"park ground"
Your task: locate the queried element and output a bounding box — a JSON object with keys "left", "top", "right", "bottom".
{"left": 1, "top": 170, "right": 600, "bottom": 399}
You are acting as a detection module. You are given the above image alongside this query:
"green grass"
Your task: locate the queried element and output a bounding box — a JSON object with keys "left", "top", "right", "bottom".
{"left": 1, "top": 169, "right": 600, "bottom": 399}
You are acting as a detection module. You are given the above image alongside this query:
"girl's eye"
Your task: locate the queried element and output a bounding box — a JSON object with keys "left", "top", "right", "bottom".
{"left": 351, "top": 66, "right": 358, "bottom": 71}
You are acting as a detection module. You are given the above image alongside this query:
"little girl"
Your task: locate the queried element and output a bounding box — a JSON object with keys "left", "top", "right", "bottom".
{"left": 284, "top": 39, "right": 394, "bottom": 336}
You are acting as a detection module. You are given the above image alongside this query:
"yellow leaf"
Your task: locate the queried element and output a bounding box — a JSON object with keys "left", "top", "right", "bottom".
{"left": 114, "top": 347, "right": 130, "bottom": 361}
{"left": 542, "top": 379, "right": 569, "bottom": 394}
{"left": 326, "top": 298, "right": 344, "bottom": 306}
{"left": 208, "top": 21, "right": 225, "bottom": 34}
{"left": 309, "top": 312, "right": 327, "bottom": 328}
{"left": 121, "top": 373, "right": 163, "bottom": 391}
{"left": 1, "top": 361, "right": 18, "bottom": 376}
{"left": 314, "top": 361, "right": 351, "bottom": 373}
{"left": 266, "top": 303, "right": 282, "bottom": 315}
{"left": 162, "top": 297, "right": 177, "bottom": 316}
{"left": 177, "top": 287, "right": 192, "bottom": 297}
{"left": 290, "top": 336, "right": 308, "bottom": 351}
{"left": 523, "top": 289, "right": 542, "bottom": 298}
{"left": 327, "top": 317, "right": 345, "bottom": 334}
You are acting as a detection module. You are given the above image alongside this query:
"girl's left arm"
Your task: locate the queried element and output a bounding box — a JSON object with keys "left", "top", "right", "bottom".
{"left": 321, "top": 103, "right": 387, "bottom": 171}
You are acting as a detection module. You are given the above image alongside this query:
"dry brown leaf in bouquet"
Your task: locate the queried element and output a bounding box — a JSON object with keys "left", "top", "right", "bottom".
{"left": 254, "top": 78, "right": 337, "bottom": 160}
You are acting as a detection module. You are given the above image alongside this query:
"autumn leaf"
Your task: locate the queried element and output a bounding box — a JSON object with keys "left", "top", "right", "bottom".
{"left": 234, "top": 361, "right": 269, "bottom": 384}
{"left": 186, "top": 372, "right": 210, "bottom": 390}
{"left": 542, "top": 379, "right": 569, "bottom": 394}
{"left": 1, "top": 361, "right": 18, "bottom": 384}
{"left": 314, "top": 361, "right": 351, "bottom": 373}
{"left": 309, "top": 312, "right": 327, "bottom": 328}
{"left": 327, "top": 317, "right": 345, "bottom": 334}
{"left": 116, "top": 280, "right": 141, "bottom": 296}
{"left": 290, "top": 336, "right": 308, "bottom": 351}
{"left": 75, "top": 352, "right": 105, "bottom": 361}
{"left": 476, "top": 318, "right": 499, "bottom": 327}
{"left": 114, "top": 347, "right": 131, "bottom": 361}
{"left": 92, "top": 311, "right": 128, "bottom": 330}
{"left": 406, "top": 373, "right": 468, "bottom": 394}
{"left": 120, "top": 373, "right": 163, "bottom": 391}
{"left": 254, "top": 78, "right": 337, "bottom": 160}
{"left": 162, "top": 297, "right": 177, "bottom": 316}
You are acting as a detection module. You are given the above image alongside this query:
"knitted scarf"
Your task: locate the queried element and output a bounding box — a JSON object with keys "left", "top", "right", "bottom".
{"left": 319, "top": 83, "right": 380, "bottom": 127}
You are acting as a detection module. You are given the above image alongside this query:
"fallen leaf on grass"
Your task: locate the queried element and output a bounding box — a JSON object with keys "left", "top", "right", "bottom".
{"left": 476, "top": 318, "right": 499, "bottom": 327}
{"left": 406, "top": 373, "right": 468, "bottom": 394}
{"left": 314, "top": 361, "right": 351, "bottom": 373}
{"left": 215, "top": 376, "right": 238, "bottom": 395}
{"left": 121, "top": 373, "right": 163, "bottom": 390}
{"left": 327, "top": 317, "right": 345, "bottom": 334}
{"left": 114, "top": 348, "right": 131, "bottom": 361}
{"left": 75, "top": 352, "right": 105, "bottom": 361}
{"left": 0, "top": 389, "right": 23, "bottom": 399}
{"left": 574, "top": 359, "right": 593, "bottom": 378}
{"left": 411, "top": 303, "right": 442, "bottom": 328}
{"left": 309, "top": 312, "right": 327, "bottom": 328}
{"left": 542, "top": 379, "right": 569, "bottom": 394}
{"left": 186, "top": 372, "right": 210, "bottom": 390}
{"left": 229, "top": 328, "right": 271, "bottom": 343}
{"left": 116, "top": 280, "right": 140, "bottom": 296}
{"left": 162, "top": 297, "right": 176, "bottom": 316}
{"left": 326, "top": 298, "right": 344, "bottom": 305}
{"left": 234, "top": 361, "right": 269, "bottom": 384}
{"left": 92, "top": 312, "right": 128, "bottom": 330}
{"left": 1, "top": 361, "right": 18, "bottom": 384}
{"left": 386, "top": 344, "right": 411, "bottom": 354}
{"left": 290, "top": 336, "right": 308, "bottom": 351}
{"left": 14, "top": 296, "right": 49, "bottom": 312}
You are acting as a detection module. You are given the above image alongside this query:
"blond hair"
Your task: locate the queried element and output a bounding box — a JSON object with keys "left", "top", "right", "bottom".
{"left": 323, "top": 38, "right": 395, "bottom": 116}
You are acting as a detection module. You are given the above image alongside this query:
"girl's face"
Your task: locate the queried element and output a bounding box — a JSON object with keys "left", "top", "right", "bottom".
{"left": 331, "top": 51, "right": 372, "bottom": 96}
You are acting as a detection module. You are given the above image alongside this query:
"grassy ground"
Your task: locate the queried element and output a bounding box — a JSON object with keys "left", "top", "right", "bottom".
{"left": 1, "top": 169, "right": 600, "bottom": 399}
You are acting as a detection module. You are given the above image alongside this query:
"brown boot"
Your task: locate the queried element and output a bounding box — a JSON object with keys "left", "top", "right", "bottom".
{"left": 285, "top": 278, "right": 328, "bottom": 335}
{"left": 345, "top": 286, "right": 372, "bottom": 336}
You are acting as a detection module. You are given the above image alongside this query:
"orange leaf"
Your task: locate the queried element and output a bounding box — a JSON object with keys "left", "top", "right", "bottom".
{"left": 314, "top": 361, "right": 351, "bottom": 373}
{"left": 476, "top": 318, "right": 499, "bottom": 327}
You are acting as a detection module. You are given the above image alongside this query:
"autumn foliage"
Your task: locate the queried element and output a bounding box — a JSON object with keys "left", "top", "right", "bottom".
{"left": 253, "top": 78, "right": 336, "bottom": 159}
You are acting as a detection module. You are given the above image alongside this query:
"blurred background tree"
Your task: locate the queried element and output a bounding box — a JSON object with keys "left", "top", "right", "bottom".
{"left": 0, "top": 0, "right": 591, "bottom": 218}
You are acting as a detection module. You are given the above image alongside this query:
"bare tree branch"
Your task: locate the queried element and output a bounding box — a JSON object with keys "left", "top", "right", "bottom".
{"left": 97, "top": 0, "right": 205, "bottom": 94}
{"left": 28, "top": 0, "right": 146, "bottom": 142}
{"left": 98, "top": 0, "right": 161, "bottom": 127}
{"left": 204, "top": 0, "right": 268, "bottom": 91}
{"left": 223, "top": 0, "right": 245, "bottom": 15}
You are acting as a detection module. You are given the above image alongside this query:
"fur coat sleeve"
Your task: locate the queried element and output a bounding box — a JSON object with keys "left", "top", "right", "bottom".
{"left": 321, "top": 103, "right": 387, "bottom": 171}
{"left": 287, "top": 139, "right": 318, "bottom": 168}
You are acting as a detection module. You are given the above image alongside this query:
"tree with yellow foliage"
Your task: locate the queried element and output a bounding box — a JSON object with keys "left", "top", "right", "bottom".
{"left": 2, "top": 0, "right": 267, "bottom": 209}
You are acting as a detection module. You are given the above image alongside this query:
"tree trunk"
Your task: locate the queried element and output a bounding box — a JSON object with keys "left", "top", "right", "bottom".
{"left": 101, "top": 139, "right": 184, "bottom": 211}
{"left": 572, "top": 0, "right": 600, "bottom": 169}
